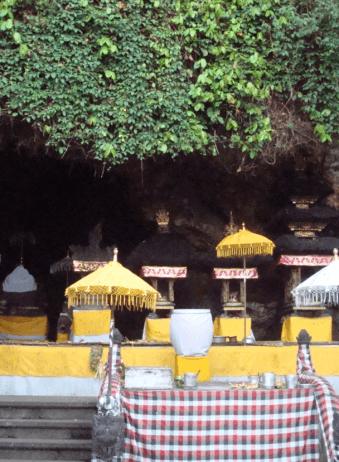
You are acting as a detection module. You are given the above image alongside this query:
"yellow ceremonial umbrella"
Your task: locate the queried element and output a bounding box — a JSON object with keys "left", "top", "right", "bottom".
{"left": 216, "top": 224, "right": 275, "bottom": 340}
{"left": 65, "top": 248, "right": 159, "bottom": 407}
{"left": 65, "top": 248, "right": 160, "bottom": 312}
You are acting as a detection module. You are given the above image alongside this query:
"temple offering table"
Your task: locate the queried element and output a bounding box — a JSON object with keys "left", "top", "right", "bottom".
{"left": 143, "top": 317, "right": 170, "bottom": 342}
{"left": 213, "top": 316, "right": 251, "bottom": 340}
{"left": 281, "top": 316, "right": 332, "bottom": 342}
{"left": 71, "top": 308, "right": 110, "bottom": 343}
{"left": 121, "top": 387, "right": 319, "bottom": 462}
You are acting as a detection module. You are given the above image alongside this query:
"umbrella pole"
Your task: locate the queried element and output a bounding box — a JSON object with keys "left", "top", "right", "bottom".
{"left": 243, "top": 256, "right": 247, "bottom": 342}
{"left": 106, "top": 305, "right": 115, "bottom": 407}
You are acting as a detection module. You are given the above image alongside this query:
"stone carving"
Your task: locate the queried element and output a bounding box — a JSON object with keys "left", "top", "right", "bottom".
{"left": 224, "top": 211, "right": 239, "bottom": 236}
{"left": 285, "top": 267, "right": 301, "bottom": 303}
{"left": 69, "top": 222, "right": 114, "bottom": 262}
{"left": 168, "top": 279, "right": 174, "bottom": 302}
{"left": 221, "top": 281, "right": 229, "bottom": 304}
{"left": 229, "top": 291, "right": 239, "bottom": 302}
{"left": 297, "top": 329, "right": 312, "bottom": 345}
{"left": 92, "top": 414, "right": 124, "bottom": 462}
{"left": 156, "top": 208, "right": 170, "bottom": 233}
{"left": 57, "top": 312, "right": 72, "bottom": 335}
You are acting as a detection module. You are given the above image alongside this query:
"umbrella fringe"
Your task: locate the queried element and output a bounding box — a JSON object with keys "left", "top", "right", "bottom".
{"left": 216, "top": 243, "right": 274, "bottom": 258}
{"left": 294, "top": 287, "right": 339, "bottom": 307}
{"left": 68, "top": 292, "right": 157, "bottom": 311}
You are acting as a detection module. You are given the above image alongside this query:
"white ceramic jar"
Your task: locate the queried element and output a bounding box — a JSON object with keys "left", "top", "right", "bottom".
{"left": 170, "top": 309, "right": 213, "bottom": 357}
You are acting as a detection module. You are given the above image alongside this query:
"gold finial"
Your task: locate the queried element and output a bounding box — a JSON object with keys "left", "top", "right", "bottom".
{"left": 224, "top": 211, "right": 239, "bottom": 236}
{"left": 113, "top": 247, "right": 118, "bottom": 262}
{"left": 156, "top": 208, "right": 169, "bottom": 233}
{"left": 334, "top": 248, "right": 338, "bottom": 261}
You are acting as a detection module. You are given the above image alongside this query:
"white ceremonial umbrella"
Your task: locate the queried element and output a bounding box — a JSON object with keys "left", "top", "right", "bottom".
{"left": 292, "top": 248, "right": 339, "bottom": 307}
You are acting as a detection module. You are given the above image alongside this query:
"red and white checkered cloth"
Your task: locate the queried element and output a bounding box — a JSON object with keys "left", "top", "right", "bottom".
{"left": 121, "top": 388, "right": 319, "bottom": 462}
{"left": 297, "top": 343, "right": 339, "bottom": 462}
{"left": 97, "top": 343, "right": 123, "bottom": 414}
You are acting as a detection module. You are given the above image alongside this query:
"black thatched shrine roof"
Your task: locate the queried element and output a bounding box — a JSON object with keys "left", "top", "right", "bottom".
{"left": 274, "top": 235, "right": 339, "bottom": 255}
{"left": 265, "top": 205, "right": 339, "bottom": 236}
{"left": 125, "top": 233, "right": 198, "bottom": 273}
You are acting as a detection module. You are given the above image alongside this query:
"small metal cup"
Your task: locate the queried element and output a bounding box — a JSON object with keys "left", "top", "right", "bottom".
{"left": 285, "top": 374, "right": 298, "bottom": 389}
{"left": 184, "top": 373, "right": 198, "bottom": 388}
{"left": 260, "top": 372, "right": 275, "bottom": 388}
{"left": 249, "top": 375, "right": 260, "bottom": 386}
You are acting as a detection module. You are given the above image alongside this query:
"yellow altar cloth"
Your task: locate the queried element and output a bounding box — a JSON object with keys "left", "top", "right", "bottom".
{"left": 281, "top": 316, "right": 332, "bottom": 342}
{"left": 121, "top": 344, "right": 339, "bottom": 376}
{"left": 2, "top": 343, "right": 339, "bottom": 378}
{"left": 144, "top": 318, "right": 170, "bottom": 342}
{"left": 0, "top": 344, "right": 108, "bottom": 377}
{"left": 0, "top": 316, "right": 48, "bottom": 338}
{"left": 213, "top": 317, "right": 251, "bottom": 340}
{"left": 73, "top": 309, "right": 111, "bottom": 336}
{"left": 56, "top": 333, "right": 69, "bottom": 343}
{"left": 175, "top": 355, "right": 210, "bottom": 381}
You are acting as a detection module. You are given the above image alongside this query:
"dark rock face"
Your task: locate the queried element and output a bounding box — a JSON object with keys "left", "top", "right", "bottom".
{"left": 247, "top": 302, "right": 279, "bottom": 340}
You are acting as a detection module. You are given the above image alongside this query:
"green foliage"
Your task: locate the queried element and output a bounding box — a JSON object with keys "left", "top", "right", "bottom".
{"left": 174, "top": 0, "right": 277, "bottom": 158}
{"left": 0, "top": 0, "right": 339, "bottom": 164}
{"left": 271, "top": 0, "right": 339, "bottom": 144}
{"left": 0, "top": 0, "right": 207, "bottom": 162}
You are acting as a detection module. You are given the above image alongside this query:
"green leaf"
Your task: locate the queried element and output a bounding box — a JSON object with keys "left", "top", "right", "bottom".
{"left": 105, "top": 70, "right": 116, "bottom": 80}
{"left": 19, "top": 44, "right": 28, "bottom": 57}
{"left": 13, "top": 32, "right": 21, "bottom": 43}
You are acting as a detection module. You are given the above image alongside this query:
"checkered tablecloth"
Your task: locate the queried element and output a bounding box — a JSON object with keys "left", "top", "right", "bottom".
{"left": 121, "top": 388, "right": 319, "bottom": 462}
{"left": 297, "top": 343, "right": 339, "bottom": 462}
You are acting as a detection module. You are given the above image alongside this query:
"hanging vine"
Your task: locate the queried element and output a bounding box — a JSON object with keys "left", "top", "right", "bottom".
{"left": 0, "top": 0, "right": 338, "bottom": 165}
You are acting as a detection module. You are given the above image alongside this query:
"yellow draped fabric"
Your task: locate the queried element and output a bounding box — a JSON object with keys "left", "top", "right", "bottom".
{"left": 0, "top": 343, "right": 339, "bottom": 378}
{"left": 73, "top": 310, "right": 111, "bottom": 336}
{"left": 0, "top": 316, "right": 48, "bottom": 336}
{"left": 213, "top": 317, "right": 251, "bottom": 340}
{"left": 145, "top": 318, "right": 171, "bottom": 342}
{"left": 281, "top": 317, "right": 332, "bottom": 342}
{"left": 65, "top": 261, "right": 159, "bottom": 310}
{"left": 0, "top": 344, "right": 108, "bottom": 377}
{"left": 216, "top": 228, "right": 275, "bottom": 258}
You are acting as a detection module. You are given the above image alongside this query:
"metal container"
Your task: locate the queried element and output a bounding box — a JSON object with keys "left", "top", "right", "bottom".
{"left": 213, "top": 336, "right": 226, "bottom": 344}
{"left": 125, "top": 367, "right": 173, "bottom": 389}
{"left": 184, "top": 372, "right": 199, "bottom": 388}
{"left": 249, "top": 375, "right": 260, "bottom": 386}
{"left": 285, "top": 374, "right": 298, "bottom": 389}
{"left": 260, "top": 372, "right": 275, "bottom": 389}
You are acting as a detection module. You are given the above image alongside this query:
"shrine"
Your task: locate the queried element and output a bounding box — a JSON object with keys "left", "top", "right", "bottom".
{"left": 126, "top": 208, "right": 197, "bottom": 342}
{"left": 0, "top": 263, "right": 48, "bottom": 341}
{"left": 267, "top": 194, "right": 339, "bottom": 341}
{"left": 50, "top": 223, "right": 115, "bottom": 343}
